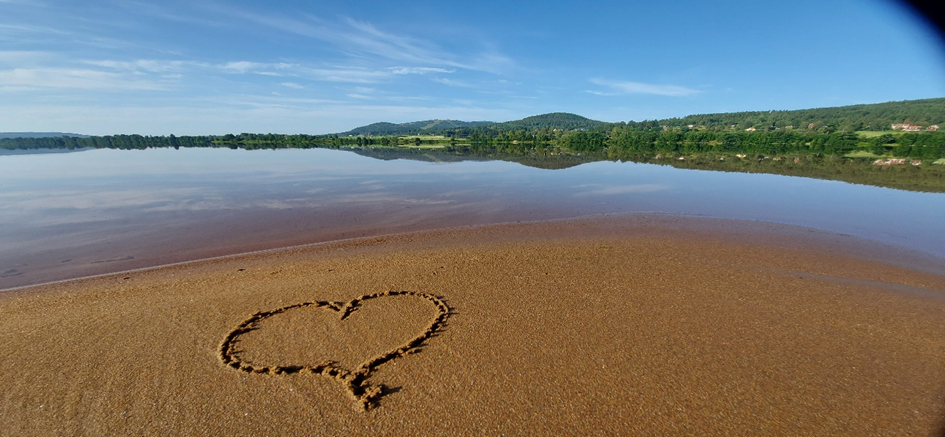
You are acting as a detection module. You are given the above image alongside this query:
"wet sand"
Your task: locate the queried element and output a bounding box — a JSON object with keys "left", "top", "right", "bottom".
{"left": 1, "top": 215, "right": 944, "bottom": 435}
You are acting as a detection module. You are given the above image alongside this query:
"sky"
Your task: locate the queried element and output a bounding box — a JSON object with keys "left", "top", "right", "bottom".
{"left": 1, "top": 0, "right": 944, "bottom": 135}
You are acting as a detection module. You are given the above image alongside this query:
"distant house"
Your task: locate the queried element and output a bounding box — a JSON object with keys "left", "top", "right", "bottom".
{"left": 892, "top": 123, "right": 924, "bottom": 131}
{"left": 745, "top": 127, "right": 756, "bottom": 132}
{"left": 873, "top": 158, "right": 907, "bottom": 165}
{"left": 927, "top": 125, "right": 939, "bottom": 131}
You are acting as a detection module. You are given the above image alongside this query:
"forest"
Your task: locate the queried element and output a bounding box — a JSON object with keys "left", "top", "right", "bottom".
{"left": 6, "top": 125, "right": 942, "bottom": 160}
{"left": 3, "top": 98, "right": 945, "bottom": 191}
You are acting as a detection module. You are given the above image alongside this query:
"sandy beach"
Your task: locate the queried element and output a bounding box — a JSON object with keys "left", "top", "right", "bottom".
{"left": 1, "top": 214, "right": 944, "bottom": 436}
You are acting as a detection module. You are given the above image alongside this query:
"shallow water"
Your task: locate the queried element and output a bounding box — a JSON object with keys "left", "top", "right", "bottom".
{"left": 1, "top": 147, "right": 943, "bottom": 288}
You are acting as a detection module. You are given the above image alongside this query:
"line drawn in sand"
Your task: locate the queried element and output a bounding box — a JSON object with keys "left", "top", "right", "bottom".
{"left": 219, "top": 290, "right": 450, "bottom": 410}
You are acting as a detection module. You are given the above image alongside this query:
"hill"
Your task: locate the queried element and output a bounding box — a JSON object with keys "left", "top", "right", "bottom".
{"left": 335, "top": 113, "right": 606, "bottom": 137}
{"left": 336, "top": 119, "right": 492, "bottom": 136}
{"left": 658, "top": 98, "right": 945, "bottom": 131}
{"left": 490, "top": 113, "right": 606, "bottom": 131}
{"left": 334, "top": 99, "right": 945, "bottom": 138}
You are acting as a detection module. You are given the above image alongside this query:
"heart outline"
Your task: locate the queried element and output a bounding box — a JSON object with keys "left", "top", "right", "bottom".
{"left": 219, "top": 290, "right": 450, "bottom": 410}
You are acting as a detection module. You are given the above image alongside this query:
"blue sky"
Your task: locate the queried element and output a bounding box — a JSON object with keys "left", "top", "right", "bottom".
{"left": 1, "top": 0, "right": 943, "bottom": 135}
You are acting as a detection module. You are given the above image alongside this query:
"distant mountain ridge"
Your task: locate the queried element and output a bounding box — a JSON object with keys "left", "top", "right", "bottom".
{"left": 659, "top": 98, "right": 945, "bottom": 131}
{"left": 490, "top": 113, "right": 605, "bottom": 131}
{"left": 334, "top": 99, "right": 945, "bottom": 136}
{"left": 335, "top": 112, "right": 604, "bottom": 136}
{"left": 0, "top": 132, "right": 89, "bottom": 139}
{"left": 337, "top": 119, "right": 493, "bottom": 136}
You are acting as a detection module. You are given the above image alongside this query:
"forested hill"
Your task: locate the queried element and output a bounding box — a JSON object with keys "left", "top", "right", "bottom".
{"left": 490, "top": 113, "right": 605, "bottom": 131}
{"left": 334, "top": 99, "right": 945, "bottom": 138}
{"left": 335, "top": 113, "right": 604, "bottom": 137}
{"left": 337, "top": 119, "right": 492, "bottom": 136}
{"left": 657, "top": 98, "right": 945, "bottom": 132}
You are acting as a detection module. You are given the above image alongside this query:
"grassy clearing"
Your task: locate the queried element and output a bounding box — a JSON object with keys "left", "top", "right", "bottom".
{"left": 856, "top": 131, "right": 900, "bottom": 138}
{"left": 399, "top": 144, "right": 448, "bottom": 149}
{"left": 844, "top": 150, "right": 881, "bottom": 158}
{"left": 400, "top": 135, "right": 449, "bottom": 140}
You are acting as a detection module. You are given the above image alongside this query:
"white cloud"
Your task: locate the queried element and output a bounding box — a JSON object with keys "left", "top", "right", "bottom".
{"left": 301, "top": 67, "right": 391, "bottom": 83}
{"left": 589, "top": 78, "right": 700, "bottom": 97}
{"left": 84, "top": 59, "right": 197, "bottom": 73}
{"left": 280, "top": 82, "right": 305, "bottom": 89}
{"left": 208, "top": 6, "right": 513, "bottom": 75}
{"left": 432, "top": 77, "right": 473, "bottom": 88}
{"left": 0, "top": 67, "right": 169, "bottom": 90}
{"left": 389, "top": 67, "right": 453, "bottom": 75}
{"left": 0, "top": 23, "right": 69, "bottom": 35}
{"left": 0, "top": 50, "right": 49, "bottom": 65}
{"left": 221, "top": 61, "right": 267, "bottom": 73}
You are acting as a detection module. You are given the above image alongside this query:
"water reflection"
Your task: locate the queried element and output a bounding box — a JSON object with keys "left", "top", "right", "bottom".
{"left": 1, "top": 147, "right": 943, "bottom": 288}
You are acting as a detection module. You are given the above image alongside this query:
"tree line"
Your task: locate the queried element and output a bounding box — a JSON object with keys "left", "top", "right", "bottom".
{"left": 2, "top": 128, "right": 944, "bottom": 159}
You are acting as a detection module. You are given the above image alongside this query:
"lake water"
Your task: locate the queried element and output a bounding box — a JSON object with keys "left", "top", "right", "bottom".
{"left": 2, "top": 147, "right": 944, "bottom": 289}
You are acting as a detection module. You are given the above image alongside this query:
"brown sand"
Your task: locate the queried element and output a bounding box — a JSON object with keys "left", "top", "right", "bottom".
{"left": 1, "top": 215, "right": 944, "bottom": 435}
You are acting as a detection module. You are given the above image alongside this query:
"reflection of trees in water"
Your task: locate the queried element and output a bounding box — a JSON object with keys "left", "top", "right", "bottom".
{"left": 3, "top": 133, "right": 944, "bottom": 191}
{"left": 611, "top": 152, "right": 945, "bottom": 193}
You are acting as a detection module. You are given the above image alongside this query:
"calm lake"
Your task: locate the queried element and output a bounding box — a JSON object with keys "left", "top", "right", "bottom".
{"left": 2, "top": 147, "right": 944, "bottom": 289}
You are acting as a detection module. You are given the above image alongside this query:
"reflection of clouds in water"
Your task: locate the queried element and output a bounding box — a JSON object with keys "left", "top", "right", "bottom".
{"left": 314, "top": 191, "right": 456, "bottom": 206}
{"left": 1, "top": 148, "right": 514, "bottom": 182}
{"left": 573, "top": 184, "right": 670, "bottom": 196}
{"left": 0, "top": 188, "right": 212, "bottom": 210}
{"left": 0, "top": 185, "right": 458, "bottom": 219}
{"left": 0, "top": 187, "right": 318, "bottom": 214}
{"left": 402, "top": 198, "right": 454, "bottom": 205}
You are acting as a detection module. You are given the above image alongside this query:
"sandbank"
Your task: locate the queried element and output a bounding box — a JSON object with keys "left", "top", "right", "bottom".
{"left": 1, "top": 214, "right": 944, "bottom": 435}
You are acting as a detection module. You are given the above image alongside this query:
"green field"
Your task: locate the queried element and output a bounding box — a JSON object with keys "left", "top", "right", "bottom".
{"left": 399, "top": 135, "right": 449, "bottom": 140}
{"left": 844, "top": 150, "right": 880, "bottom": 158}
{"left": 856, "top": 131, "right": 899, "bottom": 138}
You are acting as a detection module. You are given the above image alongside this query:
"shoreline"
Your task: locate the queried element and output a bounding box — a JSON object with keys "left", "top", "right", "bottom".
{"left": 4, "top": 212, "right": 944, "bottom": 294}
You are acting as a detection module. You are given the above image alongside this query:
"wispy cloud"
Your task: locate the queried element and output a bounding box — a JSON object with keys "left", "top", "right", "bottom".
{"left": 221, "top": 61, "right": 273, "bottom": 73}
{"left": 80, "top": 58, "right": 451, "bottom": 85}
{"left": 390, "top": 66, "right": 453, "bottom": 75}
{"left": 280, "top": 82, "right": 304, "bottom": 89}
{"left": 0, "top": 23, "right": 69, "bottom": 35}
{"left": 0, "top": 67, "right": 170, "bottom": 90}
{"left": 0, "top": 50, "right": 49, "bottom": 64}
{"left": 432, "top": 77, "right": 473, "bottom": 88}
{"left": 304, "top": 67, "right": 390, "bottom": 83}
{"left": 207, "top": 5, "right": 513, "bottom": 75}
{"left": 210, "top": 60, "right": 393, "bottom": 83}
{"left": 84, "top": 59, "right": 199, "bottom": 73}
{"left": 588, "top": 78, "right": 700, "bottom": 97}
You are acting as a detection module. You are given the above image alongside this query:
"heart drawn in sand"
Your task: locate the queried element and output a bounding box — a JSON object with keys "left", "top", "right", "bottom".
{"left": 219, "top": 291, "right": 450, "bottom": 410}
